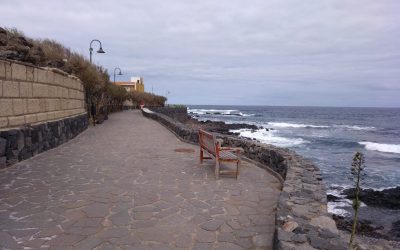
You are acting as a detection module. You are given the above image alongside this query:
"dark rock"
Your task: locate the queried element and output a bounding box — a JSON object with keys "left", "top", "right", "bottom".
{"left": 0, "top": 156, "right": 6, "bottom": 168}
{"left": 389, "top": 220, "right": 400, "bottom": 241}
{"left": 342, "top": 187, "right": 400, "bottom": 209}
{"left": 0, "top": 137, "right": 6, "bottom": 156}
{"left": 292, "top": 233, "right": 307, "bottom": 243}
{"left": 332, "top": 214, "right": 387, "bottom": 240}
{"left": 327, "top": 194, "right": 341, "bottom": 202}
{"left": 309, "top": 235, "right": 333, "bottom": 249}
{"left": 319, "top": 228, "right": 338, "bottom": 239}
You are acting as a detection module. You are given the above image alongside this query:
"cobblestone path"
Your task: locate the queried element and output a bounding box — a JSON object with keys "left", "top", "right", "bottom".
{"left": 0, "top": 110, "right": 281, "bottom": 249}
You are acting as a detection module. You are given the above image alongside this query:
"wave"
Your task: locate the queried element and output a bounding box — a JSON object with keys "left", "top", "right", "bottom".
{"left": 327, "top": 201, "right": 351, "bottom": 217}
{"left": 267, "top": 122, "right": 330, "bottom": 129}
{"left": 337, "top": 125, "right": 376, "bottom": 131}
{"left": 359, "top": 142, "right": 400, "bottom": 154}
{"left": 230, "top": 128, "right": 309, "bottom": 148}
{"left": 267, "top": 122, "right": 375, "bottom": 131}
{"left": 187, "top": 108, "right": 254, "bottom": 117}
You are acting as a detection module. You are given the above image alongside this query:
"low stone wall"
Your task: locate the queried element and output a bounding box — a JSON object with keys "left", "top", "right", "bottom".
{"left": 0, "top": 113, "right": 88, "bottom": 168}
{"left": 150, "top": 107, "right": 190, "bottom": 122}
{"left": 142, "top": 108, "right": 199, "bottom": 143}
{"left": 142, "top": 108, "right": 347, "bottom": 250}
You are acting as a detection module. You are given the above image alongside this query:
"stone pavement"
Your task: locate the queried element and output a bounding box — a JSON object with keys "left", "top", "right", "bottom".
{"left": 0, "top": 110, "right": 281, "bottom": 250}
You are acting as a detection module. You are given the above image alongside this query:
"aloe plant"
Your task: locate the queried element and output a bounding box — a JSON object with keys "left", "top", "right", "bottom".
{"left": 349, "top": 152, "right": 365, "bottom": 249}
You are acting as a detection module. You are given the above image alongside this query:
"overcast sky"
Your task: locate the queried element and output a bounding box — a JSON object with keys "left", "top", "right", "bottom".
{"left": 1, "top": 0, "right": 399, "bottom": 107}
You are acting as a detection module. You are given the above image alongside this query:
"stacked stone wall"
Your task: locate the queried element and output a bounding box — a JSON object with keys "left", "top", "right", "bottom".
{"left": 150, "top": 107, "right": 191, "bottom": 122}
{"left": 142, "top": 108, "right": 347, "bottom": 250}
{"left": 0, "top": 59, "right": 88, "bottom": 168}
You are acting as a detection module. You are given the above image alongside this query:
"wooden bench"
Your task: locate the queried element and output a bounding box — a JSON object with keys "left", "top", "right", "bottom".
{"left": 198, "top": 129, "right": 243, "bottom": 179}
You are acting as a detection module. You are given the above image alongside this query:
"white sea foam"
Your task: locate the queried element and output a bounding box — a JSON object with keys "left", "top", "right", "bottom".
{"left": 267, "top": 122, "right": 375, "bottom": 131}
{"left": 337, "top": 125, "right": 376, "bottom": 131}
{"left": 327, "top": 201, "right": 351, "bottom": 217}
{"left": 359, "top": 142, "right": 400, "bottom": 154}
{"left": 187, "top": 108, "right": 254, "bottom": 117}
{"left": 268, "top": 122, "right": 329, "bottom": 129}
{"left": 230, "top": 128, "right": 309, "bottom": 148}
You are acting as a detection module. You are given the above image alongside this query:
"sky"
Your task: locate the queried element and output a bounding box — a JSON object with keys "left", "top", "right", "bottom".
{"left": 1, "top": 0, "right": 399, "bottom": 107}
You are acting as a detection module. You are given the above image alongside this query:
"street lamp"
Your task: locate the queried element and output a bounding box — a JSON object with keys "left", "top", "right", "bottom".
{"left": 113, "top": 67, "right": 123, "bottom": 84}
{"left": 89, "top": 39, "right": 105, "bottom": 64}
{"left": 165, "top": 90, "right": 170, "bottom": 106}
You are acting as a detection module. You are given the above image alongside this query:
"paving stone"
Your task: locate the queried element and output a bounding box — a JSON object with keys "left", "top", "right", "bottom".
{"left": 93, "top": 242, "right": 118, "bottom": 250}
{"left": 235, "top": 237, "right": 253, "bottom": 248}
{"left": 133, "top": 211, "right": 153, "bottom": 220}
{"left": 97, "top": 227, "right": 130, "bottom": 238}
{"left": 200, "top": 219, "right": 224, "bottom": 231}
{"left": 0, "top": 231, "right": 19, "bottom": 249}
{"left": 22, "top": 238, "right": 47, "bottom": 249}
{"left": 74, "top": 237, "right": 103, "bottom": 250}
{"left": 82, "top": 203, "right": 110, "bottom": 217}
{"left": 73, "top": 218, "right": 103, "bottom": 228}
{"left": 137, "top": 227, "right": 175, "bottom": 243}
{"left": 194, "top": 242, "right": 214, "bottom": 250}
{"left": 46, "top": 234, "right": 86, "bottom": 246}
{"left": 110, "top": 234, "right": 140, "bottom": 245}
{"left": 196, "top": 229, "right": 216, "bottom": 243}
{"left": 175, "top": 233, "right": 192, "bottom": 248}
{"left": 110, "top": 210, "right": 131, "bottom": 226}
{"left": 216, "top": 242, "right": 245, "bottom": 250}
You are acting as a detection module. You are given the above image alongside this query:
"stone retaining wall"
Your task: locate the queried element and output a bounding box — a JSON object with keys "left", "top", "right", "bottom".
{"left": 0, "top": 59, "right": 88, "bottom": 168}
{"left": 0, "top": 59, "right": 86, "bottom": 129}
{"left": 0, "top": 113, "right": 88, "bottom": 168}
{"left": 142, "top": 108, "right": 347, "bottom": 250}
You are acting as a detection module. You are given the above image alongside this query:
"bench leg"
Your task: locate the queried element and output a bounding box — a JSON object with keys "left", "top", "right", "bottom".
{"left": 215, "top": 160, "right": 220, "bottom": 179}
{"left": 236, "top": 161, "right": 239, "bottom": 179}
{"left": 200, "top": 149, "right": 204, "bottom": 164}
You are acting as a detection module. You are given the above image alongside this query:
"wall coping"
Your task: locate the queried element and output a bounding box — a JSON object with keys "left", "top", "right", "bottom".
{"left": 0, "top": 58, "right": 82, "bottom": 82}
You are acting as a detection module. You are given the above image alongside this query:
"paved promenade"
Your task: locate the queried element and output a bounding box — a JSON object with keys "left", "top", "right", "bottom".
{"left": 0, "top": 110, "right": 281, "bottom": 250}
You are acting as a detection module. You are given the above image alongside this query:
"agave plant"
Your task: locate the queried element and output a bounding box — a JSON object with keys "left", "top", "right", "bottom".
{"left": 349, "top": 152, "right": 365, "bottom": 249}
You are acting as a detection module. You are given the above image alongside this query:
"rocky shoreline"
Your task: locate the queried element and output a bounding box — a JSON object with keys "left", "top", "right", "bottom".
{"left": 189, "top": 115, "right": 400, "bottom": 243}
{"left": 189, "top": 116, "right": 400, "bottom": 243}
{"left": 328, "top": 186, "right": 400, "bottom": 242}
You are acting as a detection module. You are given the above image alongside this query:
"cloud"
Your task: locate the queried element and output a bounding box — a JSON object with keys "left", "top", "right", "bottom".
{"left": 1, "top": 0, "right": 399, "bottom": 107}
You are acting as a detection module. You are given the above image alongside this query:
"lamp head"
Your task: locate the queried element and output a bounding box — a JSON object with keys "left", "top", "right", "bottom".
{"left": 118, "top": 71, "right": 123, "bottom": 76}
{"left": 97, "top": 47, "right": 105, "bottom": 53}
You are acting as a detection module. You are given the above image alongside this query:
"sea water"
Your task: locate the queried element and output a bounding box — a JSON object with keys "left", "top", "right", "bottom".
{"left": 188, "top": 105, "right": 400, "bottom": 218}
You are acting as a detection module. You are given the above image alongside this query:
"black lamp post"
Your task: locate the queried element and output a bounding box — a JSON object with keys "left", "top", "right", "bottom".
{"left": 113, "top": 67, "right": 123, "bottom": 84}
{"left": 89, "top": 39, "right": 105, "bottom": 64}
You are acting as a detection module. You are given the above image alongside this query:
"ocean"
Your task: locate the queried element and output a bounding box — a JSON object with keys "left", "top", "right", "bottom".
{"left": 187, "top": 105, "right": 400, "bottom": 219}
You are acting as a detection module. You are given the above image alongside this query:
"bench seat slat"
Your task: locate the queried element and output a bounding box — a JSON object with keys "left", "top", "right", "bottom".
{"left": 219, "top": 151, "right": 238, "bottom": 160}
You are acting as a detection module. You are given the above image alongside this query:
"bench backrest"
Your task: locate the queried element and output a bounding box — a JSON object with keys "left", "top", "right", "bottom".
{"left": 199, "top": 129, "right": 217, "bottom": 156}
